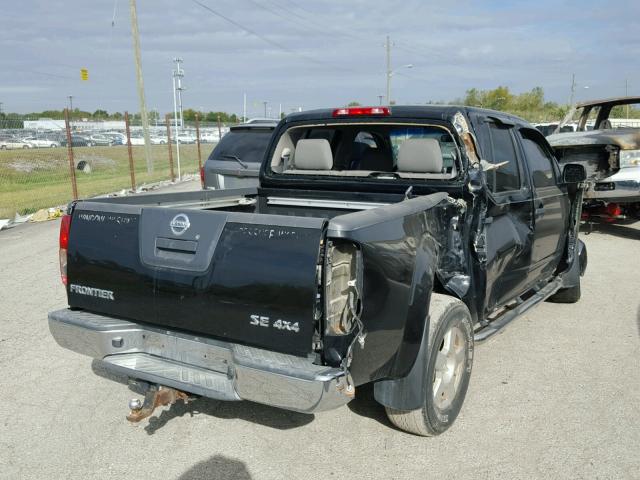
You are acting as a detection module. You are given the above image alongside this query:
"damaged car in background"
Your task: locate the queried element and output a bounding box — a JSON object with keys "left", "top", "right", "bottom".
{"left": 548, "top": 96, "right": 640, "bottom": 220}
{"left": 49, "top": 105, "right": 587, "bottom": 436}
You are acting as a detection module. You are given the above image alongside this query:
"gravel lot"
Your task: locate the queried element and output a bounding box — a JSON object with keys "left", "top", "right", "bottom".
{"left": 1, "top": 189, "right": 638, "bottom": 479}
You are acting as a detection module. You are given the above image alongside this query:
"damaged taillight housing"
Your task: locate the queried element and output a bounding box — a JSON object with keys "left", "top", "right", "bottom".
{"left": 59, "top": 214, "right": 72, "bottom": 285}
{"left": 324, "top": 240, "right": 362, "bottom": 335}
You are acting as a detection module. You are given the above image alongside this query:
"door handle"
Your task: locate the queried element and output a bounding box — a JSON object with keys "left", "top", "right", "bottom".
{"left": 156, "top": 237, "right": 198, "bottom": 254}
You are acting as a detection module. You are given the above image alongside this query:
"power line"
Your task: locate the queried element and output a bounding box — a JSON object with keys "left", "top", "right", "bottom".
{"left": 265, "top": 0, "right": 363, "bottom": 42}
{"left": 192, "top": 0, "right": 319, "bottom": 64}
{"left": 191, "top": 0, "right": 360, "bottom": 73}
{"left": 11, "top": 69, "right": 74, "bottom": 80}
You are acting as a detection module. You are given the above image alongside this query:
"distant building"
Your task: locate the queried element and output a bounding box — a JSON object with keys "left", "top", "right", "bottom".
{"left": 23, "top": 118, "right": 126, "bottom": 131}
{"left": 23, "top": 119, "right": 65, "bottom": 130}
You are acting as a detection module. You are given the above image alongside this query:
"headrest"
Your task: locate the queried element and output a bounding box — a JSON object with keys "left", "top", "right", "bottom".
{"left": 294, "top": 139, "right": 333, "bottom": 170}
{"left": 397, "top": 138, "right": 443, "bottom": 173}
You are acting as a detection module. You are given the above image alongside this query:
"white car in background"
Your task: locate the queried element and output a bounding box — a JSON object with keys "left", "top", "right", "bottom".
{"left": 0, "top": 138, "right": 33, "bottom": 149}
{"left": 150, "top": 135, "right": 167, "bottom": 145}
{"left": 175, "top": 132, "right": 197, "bottom": 144}
{"left": 201, "top": 131, "right": 221, "bottom": 143}
{"left": 103, "top": 132, "right": 127, "bottom": 145}
{"left": 22, "top": 137, "right": 60, "bottom": 148}
{"left": 129, "top": 135, "right": 145, "bottom": 146}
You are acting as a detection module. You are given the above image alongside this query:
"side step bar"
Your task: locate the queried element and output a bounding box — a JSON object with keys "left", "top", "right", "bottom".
{"left": 474, "top": 277, "right": 562, "bottom": 342}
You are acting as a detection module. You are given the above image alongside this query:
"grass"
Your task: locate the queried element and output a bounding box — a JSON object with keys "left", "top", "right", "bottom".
{"left": 0, "top": 143, "right": 213, "bottom": 218}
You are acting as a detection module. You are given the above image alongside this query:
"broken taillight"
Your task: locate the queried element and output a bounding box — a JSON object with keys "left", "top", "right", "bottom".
{"left": 59, "top": 214, "right": 72, "bottom": 285}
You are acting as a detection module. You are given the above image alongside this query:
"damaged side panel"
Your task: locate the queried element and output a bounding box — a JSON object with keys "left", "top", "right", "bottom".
{"left": 326, "top": 192, "right": 471, "bottom": 385}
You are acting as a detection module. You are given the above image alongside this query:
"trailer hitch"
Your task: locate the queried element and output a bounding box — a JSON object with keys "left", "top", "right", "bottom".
{"left": 127, "top": 384, "right": 191, "bottom": 423}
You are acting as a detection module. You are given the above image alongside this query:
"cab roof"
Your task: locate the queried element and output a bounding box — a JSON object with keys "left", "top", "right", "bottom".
{"left": 282, "top": 105, "right": 529, "bottom": 127}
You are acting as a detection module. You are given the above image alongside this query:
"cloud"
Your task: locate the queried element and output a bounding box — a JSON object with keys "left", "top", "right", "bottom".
{"left": 1, "top": 0, "right": 638, "bottom": 114}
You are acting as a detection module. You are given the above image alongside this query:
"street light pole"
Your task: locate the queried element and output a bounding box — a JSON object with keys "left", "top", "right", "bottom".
{"left": 68, "top": 95, "right": 73, "bottom": 111}
{"left": 385, "top": 35, "right": 413, "bottom": 105}
{"left": 263, "top": 101, "right": 268, "bottom": 118}
{"left": 385, "top": 35, "right": 391, "bottom": 105}
{"left": 172, "top": 57, "right": 184, "bottom": 180}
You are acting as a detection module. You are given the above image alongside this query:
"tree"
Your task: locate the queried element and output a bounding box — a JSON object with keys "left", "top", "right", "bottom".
{"left": 347, "top": 101, "right": 361, "bottom": 107}
{"left": 461, "top": 86, "right": 567, "bottom": 122}
{"left": 93, "top": 109, "right": 108, "bottom": 118}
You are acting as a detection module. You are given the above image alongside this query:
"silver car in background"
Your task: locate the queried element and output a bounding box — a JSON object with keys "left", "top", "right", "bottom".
{"left": 202, "top": 121, "right": 277, "bottom": 189}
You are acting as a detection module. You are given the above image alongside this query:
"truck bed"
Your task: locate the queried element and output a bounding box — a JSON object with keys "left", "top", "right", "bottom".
{"left": 68, "top": 188, "right": 449, "bottom": 357}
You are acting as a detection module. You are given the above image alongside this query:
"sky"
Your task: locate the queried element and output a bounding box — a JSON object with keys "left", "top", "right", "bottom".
{"left": 2, "top": 0, "right": 639, "bottom": 117}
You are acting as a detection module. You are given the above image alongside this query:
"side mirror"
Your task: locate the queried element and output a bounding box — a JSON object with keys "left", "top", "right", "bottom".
{"left": 562, "top": 163, "right": 586, "bottom": 183}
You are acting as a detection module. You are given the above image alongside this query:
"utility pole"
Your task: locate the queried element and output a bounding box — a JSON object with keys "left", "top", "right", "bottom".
{"left": 385, "top": 35, "right": 392, "bottom": 105}
{"left": 626, "top": 79, "right": 630, "bottom": 118}
{"left": 68, "top": 95, "right": 73, "bottom": 111}
{"left": 243, "top": 93, "right": 247, "bottom": 123}
{"left": 129, "top": 0, "right": 153, "bottom": 173}
{"left": 568, "top": 73, "right": 576, "bottom": 106}
{"left": 172, "top": 58, "right": 184, "bottom": 180}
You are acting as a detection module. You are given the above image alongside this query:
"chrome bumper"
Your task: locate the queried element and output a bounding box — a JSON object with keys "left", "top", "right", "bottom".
{"left": 586, "top": 166, "right": 640, "bottom": 202}
{"left": 48, "top": 309, "right": 353, "bottom": 414}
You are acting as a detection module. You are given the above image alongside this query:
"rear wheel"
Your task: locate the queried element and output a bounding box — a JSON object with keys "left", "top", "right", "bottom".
{"left": 385, "top": 294, "right": 474, "bottom": 436}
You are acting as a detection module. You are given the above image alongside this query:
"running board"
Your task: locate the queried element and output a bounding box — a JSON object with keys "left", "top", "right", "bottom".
{"left": 474, "top": 278, "right": 562, "bottom": 342}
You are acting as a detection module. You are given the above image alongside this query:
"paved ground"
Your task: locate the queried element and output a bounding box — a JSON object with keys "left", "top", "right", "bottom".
{"left": 0, "top": 190, "right": 638, "bottom": 479}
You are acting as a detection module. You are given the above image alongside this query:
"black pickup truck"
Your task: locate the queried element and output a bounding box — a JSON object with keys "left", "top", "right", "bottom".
{"left": 49, "top": 106, "right": 587, "bottom": 436}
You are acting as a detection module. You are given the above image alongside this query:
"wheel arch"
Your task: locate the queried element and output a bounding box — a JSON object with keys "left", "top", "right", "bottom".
{"left": 374, "top": 293, "right": 471, "bottom": 411}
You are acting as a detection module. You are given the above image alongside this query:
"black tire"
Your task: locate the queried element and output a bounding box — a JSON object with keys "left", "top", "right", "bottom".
{"left": 385, "top": 293, "right": 474, "bottom": 436}
{"left": 547, "top": 281, "right": 581, "bottom": 303}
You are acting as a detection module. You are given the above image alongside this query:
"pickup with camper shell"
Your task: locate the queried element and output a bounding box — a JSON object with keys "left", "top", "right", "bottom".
{"left": 49, "top": 105, "right": 587, "bottom": 435}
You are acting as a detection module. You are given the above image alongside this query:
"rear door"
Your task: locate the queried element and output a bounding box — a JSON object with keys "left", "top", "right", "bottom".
{"left": 474, "top": 116, "right": 535, "bottom": 311}
{"left": 516, "top": 127, "right": 569, "bottom": 279}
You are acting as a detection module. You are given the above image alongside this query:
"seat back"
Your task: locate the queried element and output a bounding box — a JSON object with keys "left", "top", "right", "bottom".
{"left": 293, "top": 139, "right": 333, "bottom": 170}
{"left": 397, "top": 138, "right": 443, "bottom": 173}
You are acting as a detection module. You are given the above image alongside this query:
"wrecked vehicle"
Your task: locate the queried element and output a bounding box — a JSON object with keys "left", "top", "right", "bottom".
{"left": 548, "top": 96, "right": 640, "bottom": 220}
{"left": 49, "top": 106, "right": 587, "bottom": 436}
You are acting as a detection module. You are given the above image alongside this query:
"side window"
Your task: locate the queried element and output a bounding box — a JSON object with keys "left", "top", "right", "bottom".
{"left": 519, "top": 129, "right": 557, "bottom": 188}
{"left": 486, "top": 122, "right": 521, "bottom": 193}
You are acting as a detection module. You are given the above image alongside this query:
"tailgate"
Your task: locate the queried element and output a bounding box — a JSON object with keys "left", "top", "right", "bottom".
{"left": 67, "top": 202, "right": 326, "bottom": 356}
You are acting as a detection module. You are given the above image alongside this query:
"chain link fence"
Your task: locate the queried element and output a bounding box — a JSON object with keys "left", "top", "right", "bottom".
{"left": 0, "top": 110, "right": 226, "bottom": 220}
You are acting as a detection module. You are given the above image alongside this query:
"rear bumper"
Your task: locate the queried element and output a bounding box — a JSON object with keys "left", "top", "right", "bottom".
{"left": 48, "top": 309, "right": 353, "bottom": 414}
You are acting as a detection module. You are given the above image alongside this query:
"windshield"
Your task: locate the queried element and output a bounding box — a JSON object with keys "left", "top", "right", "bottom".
{"left": 268, "top": 123, "right": 459, "bottom": 180}
{"left": 208, "top": 128, "right": 273, "bottom": 164}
